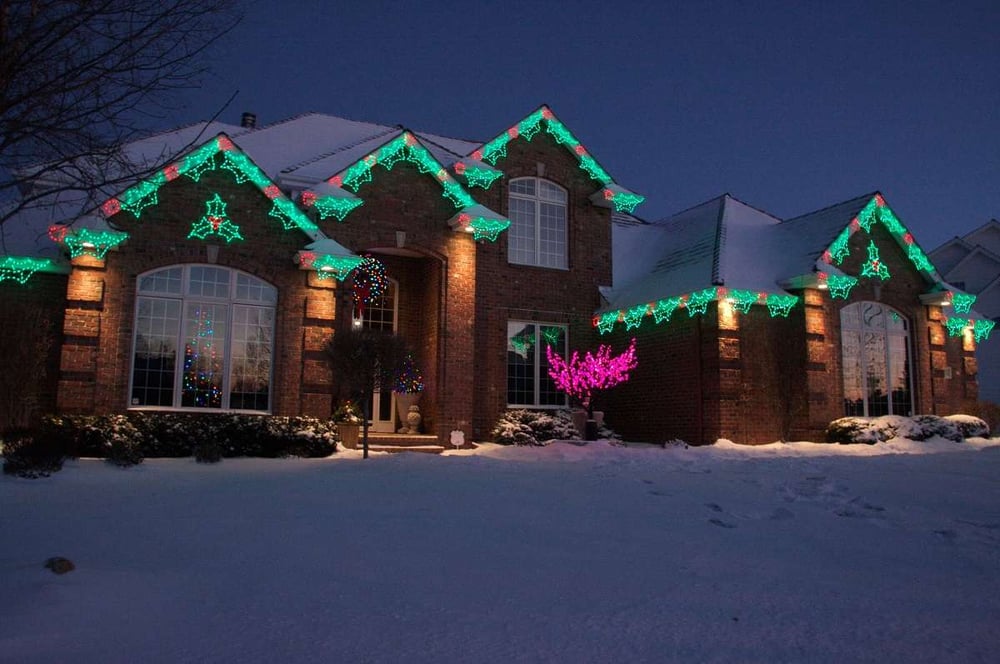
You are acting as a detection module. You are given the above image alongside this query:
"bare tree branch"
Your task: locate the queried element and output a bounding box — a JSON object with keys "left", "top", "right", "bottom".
{"left": 0, "top": 0, "right": 242, "bottom": 230}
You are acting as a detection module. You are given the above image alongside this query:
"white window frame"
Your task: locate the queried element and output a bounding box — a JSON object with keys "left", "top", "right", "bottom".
{"left": 128, "top": 264, "right": 277, "bottom": 413}
{"left": 506, "top": 321, "right": 568, "bottom": 408}
{"left": 507, "top": 177, "right": 568, "bottom": 269}
{"left": 840, "top": 301, "right": 914, "bottom": 417}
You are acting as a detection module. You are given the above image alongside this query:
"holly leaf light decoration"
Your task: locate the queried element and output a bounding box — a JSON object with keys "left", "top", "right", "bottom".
{"left": 188, "top": 194, "right": 243, "bottom": 243}
{"left": 861, "top": 241, "right": 889, "bottom": 280}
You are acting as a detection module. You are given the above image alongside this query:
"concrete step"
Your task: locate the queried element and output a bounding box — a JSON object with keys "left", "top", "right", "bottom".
{"left": 367, "top": 444, "right": 446, "bottom": 455}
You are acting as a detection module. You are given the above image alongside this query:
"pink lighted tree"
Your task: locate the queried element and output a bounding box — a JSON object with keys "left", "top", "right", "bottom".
{"left": 546, "top": 338, "right": 638, "bottom": 420}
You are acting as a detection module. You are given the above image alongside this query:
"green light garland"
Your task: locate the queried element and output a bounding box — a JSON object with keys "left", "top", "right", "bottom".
{"left": 623, "top": 304, "right": 649, "bottom": 330}
{"left": 974, "top": 319, "right": 995, "bottom": 343}
{"left": 118, "top": 179, "right": 161, "bottom": 218}
{"left": 0, "top": 256, "right": 52, "bottom": 284}
{"left": 596, "top": 311, "right": 619, "bottom": 334}
{"left": 826, "top": 274, "right": 858, "bottom": 299}
{"left": 860, "top": 241, "right": 890, "bottom": 280}
{"left": 312, "top": 196, "right": 363, "bottom": 222}
{"left": 308, "top": 254, "right": 362, "bottom": 281}
{"left": 463, "top": 167, "right": 503, "bottom": 189}
{"left": 945, "top": 317, "right": 968, "bottom": 338}
{"left": 651, "top": 297, "right": 682, "bottom": 323}
{"left": 188, "top": 194, "right": 243, "bottom": 243}
{"left": 324, "top": 133, "right": 476, "bottom": 212}
{"left": 828, "top": 227, "right": 852, "bottom": 265}
{"left": 766, "top": 294, "right": 799, "bottom": 317}
{"left": 63, "top": 228, "right": 129, "bottom": 259}
{"left": 686, "top": 288, "right": 718, "bottom": 316}
{"left": 607, "top": 190, "right": 645, "bottom": 214}
{"left": 728, "top": 289, "right": 759, "bottom": 314}
{"left": 597, "top": 287, "right": 801, "bottom": 335}
{"left": 475, "top": 108, "right": 623, "bottom": 189}
{"left": 950, "top": 293, "right": 976, "bottom": 314}
{"left": 467, "top": 217, "right": 511, "bottom": 242}
{"left": 822, "top": 195, "right": 935, "bottom": 275}
{"left": 104, "top": 134, "right": 317, "bottom": 236}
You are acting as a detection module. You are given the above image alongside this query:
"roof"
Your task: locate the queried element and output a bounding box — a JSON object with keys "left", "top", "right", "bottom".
{"left": 602, "top": 191, "right": 951, "bottom": 317}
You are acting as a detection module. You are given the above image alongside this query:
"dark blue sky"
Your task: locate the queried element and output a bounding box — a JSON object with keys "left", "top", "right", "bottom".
{"left": 174, "top": 0, "right": 999, "bottom": 250}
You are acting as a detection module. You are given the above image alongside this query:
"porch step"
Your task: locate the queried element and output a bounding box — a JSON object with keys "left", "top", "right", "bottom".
{"left": 360, "top": 434, "right": 446, "bottom": 454}
{"left": 368, "top": 444, "right": 446, "bottom": 455}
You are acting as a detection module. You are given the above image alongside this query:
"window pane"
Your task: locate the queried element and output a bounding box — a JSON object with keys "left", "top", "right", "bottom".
{"left": 508, "top": 197, "right": 537, "bottom": 266}
{"left": 236, "top": 273, "right": 277, "bottom": 303}
{"left": 539, "top": 180, "right": 567, "bottom": 203}
{"left": 538, "top": 326, "right": 567, "bottom": 406}
{"left": 509, "top": 178, "right": 536, "bottom": 196}
{"left": 508, "top": 178, "right": 567, "bottom": 268}
{"left": 188, "top": 266, "right": 230, "bottom": 298}
{"left": 131, "top": 298, "right": 181, "bottom": 406}
{"left": 138, "top": 268, "right": 182, "bottom": 294}
{"left": 507, "top": 323, "right": 536, "bottom": 405}
{"left": 863, "top": 330, "right": 888, "bottom": 416}
{"left": 181, "top": 302, "right": 228, "bottom": 408}
{"left": 841, "top": 329, "right": 864, "bottom": 416}
{"left": 229, "top": 305, "right": 273, "bottom": 411}
{"left": 888, "top": 334, "right": 912, "bottom": 415}
{"left": 538, "top": 202, "right": 567, "bottom": 269}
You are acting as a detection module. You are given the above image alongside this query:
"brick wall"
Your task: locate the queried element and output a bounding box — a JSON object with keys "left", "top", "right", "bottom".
{"left": 0, "top": 274, "right": 66, "bottom": 428}
{"left": 608, "top": 221, "right": 977, "bottom": 445}
{"left": 468, "top": 131, "right": 614, "bottom": 438}
{"left": 61, "top": 169, "right": 326, "bottom": 417}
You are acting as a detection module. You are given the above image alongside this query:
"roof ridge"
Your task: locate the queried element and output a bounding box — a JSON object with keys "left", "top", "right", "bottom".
{"left": 412, "top": 132, "right": 468, "bottom": 160}
{"left": 279, "top": 126, "right": 402, "bottom": 175}
{"left": 962, "top": 217, "right": 1000, "bottom": 241}
{"left": 653, "top": 193, "right": 729, "bottom": 225}
{"left": 782, "top": 191, "right": 878, "bottom": 224}
{"left": 711, "top": 195, "right": 728, "bottom": 284}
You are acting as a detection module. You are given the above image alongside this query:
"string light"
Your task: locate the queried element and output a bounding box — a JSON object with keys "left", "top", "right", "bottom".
{"left": 686, "top": 288, "right": 717, "bottom": 316}
{"left": 103, "top": 134, "right": 317, "bottom": 235}
{"left": 766, "top": 294, "right": 799, "bottom": 317}
{"left": 596, "top": 311, "right": 620, "bottom": 334}
{"left": 297, "top": 252, "right": 362, "bottom": 281}
{"left": 467, "top": 217, "right": 511, "bottom": 242}
{"left": 652, "top": 297, "right": 682, "bottom": 323}
{"left": 351, "top": 255, "right": 388, "bottom": 316}
{"left": 188, "top": 194, "right": 243, "bottom": 243}
{"left": 460, "top": 165, "right": 504, "bottom": 189}
{"left": 728, "top": 289, "right": 760, "bottom": 313}
{"left": 949, "top": 292, "right": 977, "bottom": 314}
{"left": 0, "top": 256, "right": 51, "bottom": 284}
{"left": 945, "top": 317, "right": 968, "bottom": 338}
{"left": 826, "top": 274, "right": 859, "bottom": 299}
{"left": 974, "top": 319, "right": 995, "bottom": 342}
{"left": 62, "top": 228, "right": 129, "bottom": 258}
{"left": 861, "top": 241, "right": 890, "bottom": 280}
{"left": 623, "top": 304, "right": 649, "bottom": 330}
{"left": 601, "top": 189, "right": 646, "bottom": 214}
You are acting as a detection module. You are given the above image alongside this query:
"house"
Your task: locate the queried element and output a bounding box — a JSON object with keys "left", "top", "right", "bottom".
{"left": 930, "top": 220, "right": 1000, "bottom": 403}
{"left": 0, "top": 107, "right": 642, "bottom": 441}
{"left": 598, "top": 193, "right": 993, "bottom": 444}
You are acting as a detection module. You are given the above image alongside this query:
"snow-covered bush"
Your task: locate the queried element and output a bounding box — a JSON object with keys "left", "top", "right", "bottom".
{"left": 492, "top": 409, "right": 581, "bottom": 446}
{"left": 944, "top": 414, "right": 990, "bottom": 439}
{"left": 827, "top": 413, "right": 987, "bottom": 444}
{"left": 1, "top": 428, "right": 64, "bottom": 478}
{"left": 910, "top": 415, "right": 962, "bottom": 442}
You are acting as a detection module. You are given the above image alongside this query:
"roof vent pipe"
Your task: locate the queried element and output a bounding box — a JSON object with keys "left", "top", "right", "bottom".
{"left": 240, "top": 112, "right": 257, "bottom": 129}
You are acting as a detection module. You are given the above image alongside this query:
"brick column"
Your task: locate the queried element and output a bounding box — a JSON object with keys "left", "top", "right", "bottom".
{"left": 297, "top": 273, "right": 337, "bottom": 417}
{"left": 57, "top": 256, "right": 105, "bottom": 413}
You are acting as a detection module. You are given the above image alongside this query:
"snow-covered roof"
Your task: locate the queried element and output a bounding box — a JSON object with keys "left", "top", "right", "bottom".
{"left": 603, "top": 191, "right": 957, "bottom": 316}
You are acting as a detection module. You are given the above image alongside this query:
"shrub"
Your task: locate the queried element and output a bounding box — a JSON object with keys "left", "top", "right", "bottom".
{"left": 967, "top": 402, "right": 999, "bottom": 434}
{"left": 1, "top": 428, "right": 65, "bottom": 478}
{"left": 492, "top": 409, "right": 581, "bottom": 446}
{"left": 911, "top": 415, "right": 962, "bottom": 442}
{"left": 944, "top": 414, "right": 990, "bottom": 439}
{"left": 827, "top": 413, "right": 988, "bottom": 444}
{"left": 194, "top": 439, "right": 223, "bottom": 463}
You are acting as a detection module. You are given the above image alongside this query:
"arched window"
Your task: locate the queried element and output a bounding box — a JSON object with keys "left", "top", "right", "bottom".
{"left": 129, "top": 265, "right": 277, "bottom": 412}
{"left": 840, "top": 301, "right": 913, "bottom": 416}
{"left": 508, "top": 177, "right": 568, "bottom": 269}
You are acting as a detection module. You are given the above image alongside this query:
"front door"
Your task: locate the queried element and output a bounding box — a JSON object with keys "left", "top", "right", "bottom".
{"left": 357, "top": 278, "right": 398, "bottom": 432}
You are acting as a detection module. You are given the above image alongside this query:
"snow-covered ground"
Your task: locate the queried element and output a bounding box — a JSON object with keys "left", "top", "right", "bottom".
{"left": 3, "top": 437, "right": 1000, "bottom": 663}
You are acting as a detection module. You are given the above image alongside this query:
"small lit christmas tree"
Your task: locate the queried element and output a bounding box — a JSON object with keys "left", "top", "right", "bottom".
{"left": 393, "top": 353, "right": 424, "bottom": 393}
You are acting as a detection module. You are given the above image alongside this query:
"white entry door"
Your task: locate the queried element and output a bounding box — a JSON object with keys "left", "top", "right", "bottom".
{"left": 356, "top": 278, "right": 398, "bottom": 432}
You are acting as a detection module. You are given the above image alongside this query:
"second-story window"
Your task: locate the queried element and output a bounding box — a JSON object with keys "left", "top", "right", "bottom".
{"left": 508, "top": 177, "right": 567, "bottom": 269}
